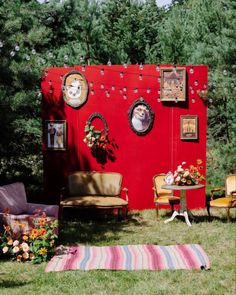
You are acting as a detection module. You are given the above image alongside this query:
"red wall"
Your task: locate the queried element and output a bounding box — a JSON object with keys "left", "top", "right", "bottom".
{"left": 41, "top": 64, "right": 208, "bottom": 210}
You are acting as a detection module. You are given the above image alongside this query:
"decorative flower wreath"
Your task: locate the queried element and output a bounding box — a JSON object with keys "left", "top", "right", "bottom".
{"left": 83, "top": 113, "right": 109, "bottom": 149}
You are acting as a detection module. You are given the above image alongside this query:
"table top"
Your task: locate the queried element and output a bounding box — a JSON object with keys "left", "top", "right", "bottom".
{"left": 161, "top": 184, "right": 205, "bottom": 191}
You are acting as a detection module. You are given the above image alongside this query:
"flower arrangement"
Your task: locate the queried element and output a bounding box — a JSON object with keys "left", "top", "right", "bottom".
{"left": 84, "top": 121, "right": 108, "bottom": 149}
{"left": 173, "top": 159, "right": 205, "bottom": 186}
{"left": 0, "top": 210, "right": 58, "bottom": 263}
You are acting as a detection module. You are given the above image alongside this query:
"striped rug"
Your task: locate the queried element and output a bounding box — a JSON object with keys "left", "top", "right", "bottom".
{"left": 45, "top": 244, "right": 210, "bottom": 272}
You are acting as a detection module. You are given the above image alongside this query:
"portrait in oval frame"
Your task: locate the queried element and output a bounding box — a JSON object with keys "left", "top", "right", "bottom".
{"left": 62, "top": 70, "right": 88, "bottom": 108}
{"left": 128, "top": 98, "right": 155, "bottom": 135}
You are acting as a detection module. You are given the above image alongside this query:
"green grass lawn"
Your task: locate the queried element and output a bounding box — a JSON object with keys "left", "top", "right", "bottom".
{"left": 0, "top": 209, "right": 235, "bottom": 295}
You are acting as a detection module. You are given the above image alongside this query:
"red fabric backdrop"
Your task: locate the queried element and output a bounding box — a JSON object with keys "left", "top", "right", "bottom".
{"left": 41, "top": 64, "right": 208, "bottom": 210}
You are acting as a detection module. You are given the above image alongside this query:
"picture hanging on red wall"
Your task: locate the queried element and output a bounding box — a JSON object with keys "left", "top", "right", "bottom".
{"left": 128, "top": 98, "right": 154, "bottom": 135}
{"left": 180, "top": 115, "right": 198, "bottom": 140}
{"left": 160, "top": 67, "right": 186, "bottom": 101}
{"left": 46, "top": 120, "right": 67, "bottom": 150}
{"left": 62, "top": 70, "right": 88, "bottom": 108}
{"left": 84, "top": 112, "right": 109, "bottom": 150}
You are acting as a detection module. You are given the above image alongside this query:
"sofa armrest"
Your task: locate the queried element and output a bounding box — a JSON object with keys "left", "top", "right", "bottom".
{"left": 230, "top": 190, "right": 236, "bottom": 197}
{"left": 27, "top": 203, "right": 59, "bottom": 218}
{"left": 122, "top": 187, "right": 129, "bottom": 202}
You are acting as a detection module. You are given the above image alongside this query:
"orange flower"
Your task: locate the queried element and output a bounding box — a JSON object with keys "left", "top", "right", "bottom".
{"left": 197, "top": 159, "right": 203, "bottom": 165}
{"left": 3, "top": 225, "right": 11, "bottom": 232}
{"left": 39, "top": 218, "right": 46, "bottom": 226}
{"left": 29, "top": 253, "right": 35, "bottom": 260}
{"left": 22, "top": 235, "right": 29, "bottom": 241}
{"left": 7, "top": 238, "right": 13, "bottom": 246}
{"left": 19, "top": 222, "right": 26, "bottom": 229}
{"left": 30, "top": 228, "right": 38, "bottom": 239}
{"left": 39, "top": 228, "right": 47, "bottom": 237}
{"left": 16, "top": 255, "right": 22, "bottom": 262}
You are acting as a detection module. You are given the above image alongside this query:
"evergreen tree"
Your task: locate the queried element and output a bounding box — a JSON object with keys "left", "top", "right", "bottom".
{"left": 0, "top": 0, "right": 61, "bottom": 195}
{"left": 158, "top": 0, "right": 236, "bottom": 185}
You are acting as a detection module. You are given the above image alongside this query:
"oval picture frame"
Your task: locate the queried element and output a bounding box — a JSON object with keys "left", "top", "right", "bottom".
{"left": 87, "top": 112, "right": 109, "bottom": 137}
{"left": 128, "top": 98, "right": 155, "bottom": 135}
{"left": 62, "top": 70, "right": 88, "bottom": 108}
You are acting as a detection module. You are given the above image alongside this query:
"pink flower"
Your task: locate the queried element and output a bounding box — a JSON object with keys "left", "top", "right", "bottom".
{"left": 175, "top": 176, "right": 181, "bottom": 182}
{"left": 22, "top": 252, "right": 29, "bottom": 260}
{"left": 2, "top": 246, "right": 8, "bottom": 253}
{"left": 177, "top": 165, "right": 184, "bottom": 172}
{"left": 13, "top": 240, "right": 19, "bottom": 247}
{"left": 21, "top": 242, "right": 29, "bottom": 252}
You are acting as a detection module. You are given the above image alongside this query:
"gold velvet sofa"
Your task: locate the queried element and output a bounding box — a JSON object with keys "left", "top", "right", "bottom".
{"left": 59, "top": 171, "right": 128, "bottom": 220}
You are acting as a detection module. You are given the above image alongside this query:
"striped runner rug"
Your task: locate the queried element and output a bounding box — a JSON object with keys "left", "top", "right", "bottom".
{"left": 45, "top": 244, "right": 210, "bottom": 272}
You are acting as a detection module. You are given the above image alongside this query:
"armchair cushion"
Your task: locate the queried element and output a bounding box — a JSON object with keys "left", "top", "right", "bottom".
{"left": 0, "top": 182, "right": 28, "bottom": 214}
{"left": 60, "top": 196, "right": 128, "bottom": 208}
{"left": 210, "top": 197, "right": 236, "bottom": 208}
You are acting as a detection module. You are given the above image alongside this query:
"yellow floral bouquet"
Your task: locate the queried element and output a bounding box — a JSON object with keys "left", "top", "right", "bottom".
{"left": 173, "top": 159, "right": 205, "bottom": 186}
{"left": 0, "top": 210, "right": 58, "bottom": 263}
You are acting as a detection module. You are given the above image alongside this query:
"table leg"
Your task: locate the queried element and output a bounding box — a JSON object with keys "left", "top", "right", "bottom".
{"left": 180, "top": 190, "right": 192, "bottom": 226}
{"left": 164, "top": 210, "right": 179, "bottom": 224}
{"left": 164, "top": 189, "right": 192, "bottom": 226}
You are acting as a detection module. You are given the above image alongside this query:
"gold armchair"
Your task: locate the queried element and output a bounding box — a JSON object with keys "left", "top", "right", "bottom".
{"left": 153, "top": 174, "right": 180, "bottom": 218}
{"left": 207, "top": 174, "right": 236, "bottom": 222}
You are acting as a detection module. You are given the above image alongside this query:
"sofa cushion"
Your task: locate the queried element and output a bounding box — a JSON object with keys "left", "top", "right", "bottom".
{"left": 61, "top": 196, "right": 128, "bottom": 208}
{"left": 68, "top": 172, "right": 122, "bottom": 196}
{"left": 0, "top": 182, "right": 28, "bottom": 214}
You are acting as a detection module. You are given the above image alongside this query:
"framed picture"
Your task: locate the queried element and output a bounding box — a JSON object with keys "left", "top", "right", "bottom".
{"left": 128, "top": 98, "right": 154, "bottom": 135}
{"left": 46, "top": 120, "right": 66, "bottom": 150}
{"left": 180, "top": 115, "right": 198, "bottom": 140}
{"left": 62, "top": 70, "right": 88, "bottom": 108}
{"left": 160, "top": 67, "right": 186, "bottom": 101}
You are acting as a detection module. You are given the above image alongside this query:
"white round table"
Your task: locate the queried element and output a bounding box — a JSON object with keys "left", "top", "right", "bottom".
{"left": 161, "top": 184, "right": 205, "bottom": 226}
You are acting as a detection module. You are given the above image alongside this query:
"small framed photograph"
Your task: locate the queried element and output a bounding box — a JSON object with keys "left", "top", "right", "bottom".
{"left": 46, "top": 120, "right": 66, "bottom": 150}
{"left": 180, "top": 115, "right": 198, "bottom": 140}
{"left": 160, "top": 67, "right": 186, "bottom": 101}
{"left": 128, "top": 98, "right": 154, "bottom": 135}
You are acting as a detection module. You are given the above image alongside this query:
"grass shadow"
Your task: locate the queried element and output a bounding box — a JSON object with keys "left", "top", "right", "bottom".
{"left": 59, "top": 209, "right": 149, "bottom": 245}
{"left": 0, "top": 278, "right": 29, "bottom": 288}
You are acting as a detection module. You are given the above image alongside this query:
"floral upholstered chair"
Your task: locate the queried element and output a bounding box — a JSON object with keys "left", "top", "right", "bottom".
{"left": 207, "top": 174, "right": 236, "bottom": 222}
{"left": 0, "top": 182, "right": 59, "bottom": 234}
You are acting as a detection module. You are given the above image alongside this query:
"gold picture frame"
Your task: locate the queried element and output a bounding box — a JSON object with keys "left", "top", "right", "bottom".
{"left": 62, "top": 70, "right": 88, "bottom": 108}
{"left": 160, "top": 67, "right": 186, "bottom": 101}
{"left": 46, "top": 120, "right": 67, "bottom": 150}
{"left": 180, "top": 115, "right": 198, "bottom": 140}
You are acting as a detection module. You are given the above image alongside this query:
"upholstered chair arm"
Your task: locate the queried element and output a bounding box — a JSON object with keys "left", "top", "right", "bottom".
{"left": 122, "top": 187, "right": 129, "bottom": 202}
{"left": 210, "top": 187, "right": 225, "bottom": 200}
{"left": 27, "top": 203, "right": 59, "bottom": 218}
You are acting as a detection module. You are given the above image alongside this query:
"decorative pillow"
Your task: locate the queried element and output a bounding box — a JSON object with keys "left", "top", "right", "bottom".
{"left": 0, "top": 182, "right": 28, "bottom": 214}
